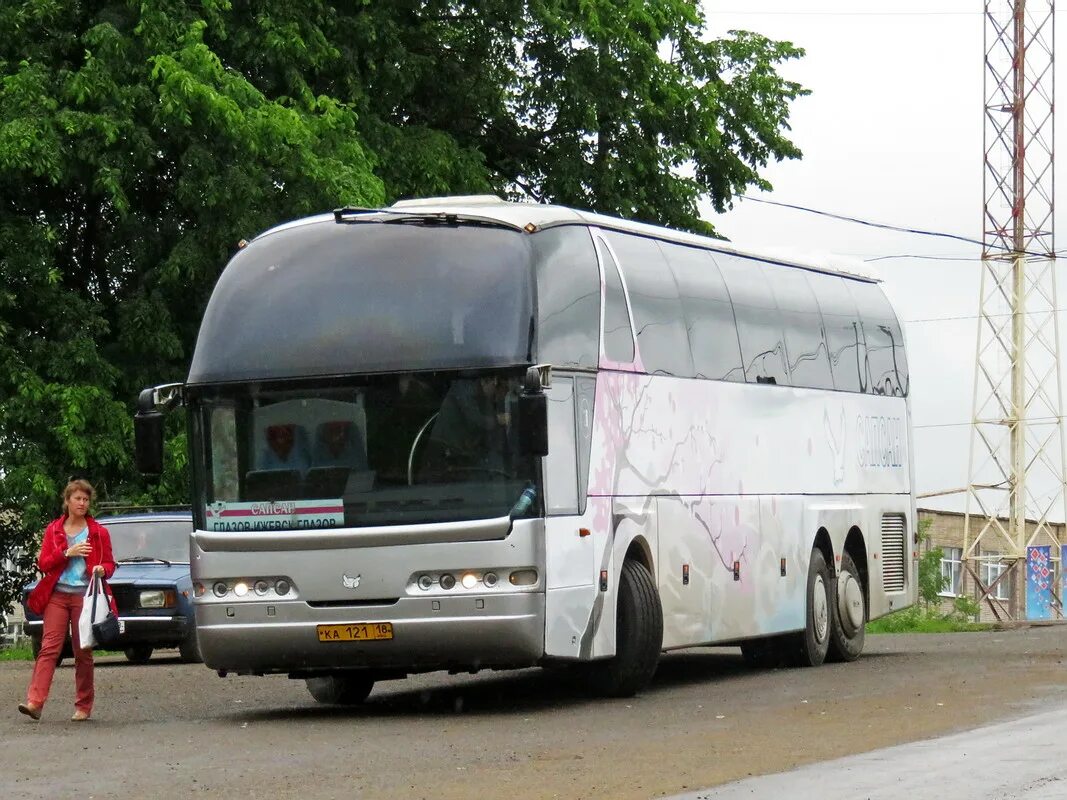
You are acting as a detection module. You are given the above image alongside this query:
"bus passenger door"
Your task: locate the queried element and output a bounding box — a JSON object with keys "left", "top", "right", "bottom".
{"left": 543, "top": 377, "right": 604, "bottom": 658}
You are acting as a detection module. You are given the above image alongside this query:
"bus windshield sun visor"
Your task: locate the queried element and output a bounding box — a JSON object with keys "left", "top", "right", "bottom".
{"left": 187, "top": 220, "right": 537, "bottom": 385}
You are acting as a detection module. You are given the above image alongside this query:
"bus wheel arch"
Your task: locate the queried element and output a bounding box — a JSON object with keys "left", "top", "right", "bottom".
{"left": 828, "top": 526, "right": 868, "bottom": 662}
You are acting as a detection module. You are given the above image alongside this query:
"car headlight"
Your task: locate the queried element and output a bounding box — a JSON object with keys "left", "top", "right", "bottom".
{"left": 139, "top": 590, "right": 177, "bottom": 608}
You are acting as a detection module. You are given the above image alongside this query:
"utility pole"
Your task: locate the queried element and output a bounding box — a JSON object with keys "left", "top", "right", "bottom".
{"left": 965, "top": 0, "right": 1063, "bottom": 620}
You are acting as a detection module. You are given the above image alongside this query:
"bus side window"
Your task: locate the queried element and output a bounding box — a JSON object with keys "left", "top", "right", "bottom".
{"left": 768, "top": 266, "right": 834, "bottom": 390}
{"left": 597, "top": 238, "right": 636, "bottom": 364}
{"left": 664, "top": 242, "right": 745, "bottom": 382}
{"left": 849, "top": 281, "right": 909, "bottom": 396}
{"left": 605, "top": 232, "right": 695, "bottom": 378}
{"left": 715, "top": 254, "right": 790, "bottom": 386}
{"left": 808, "top": 272, "right": 866, "bottom": 393}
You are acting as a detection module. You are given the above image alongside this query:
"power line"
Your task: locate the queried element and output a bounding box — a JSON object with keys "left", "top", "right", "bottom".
{"left": 738, "top": 195, "right": 1061, "bottom": 258}
{"left": 905, "top": 308, "right": 1067, "bottom": 324}
{"left": 707, "top": 10, "right": 981, "bottom": 16}
{"left": 916, "top": 416, "right": 1067, "bottom": 430}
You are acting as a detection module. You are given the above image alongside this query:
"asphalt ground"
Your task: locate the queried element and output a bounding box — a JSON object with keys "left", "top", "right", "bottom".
{"left": 2, "top": 627, "right": 1065, "bottom": 799}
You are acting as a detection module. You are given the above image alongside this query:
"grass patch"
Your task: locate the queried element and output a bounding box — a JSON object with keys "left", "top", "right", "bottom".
{"left": 0, "top": 645, "right": 34, "bottom": 661}
{"left": 0, "top": 646, "right": 122, "bottom": 662}
{"left": 867, "top": 607, "right": 994, "bottom": 634}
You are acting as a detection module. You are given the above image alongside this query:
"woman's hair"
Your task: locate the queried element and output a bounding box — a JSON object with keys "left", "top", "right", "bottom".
{"left": 62, "top": 478, "right": 94, "bottom": 512}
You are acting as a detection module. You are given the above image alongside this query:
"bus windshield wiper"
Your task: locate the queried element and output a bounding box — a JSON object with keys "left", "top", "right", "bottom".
{"left": 117, "top": 556, "right": 173, "bottom": 565}
{"left": 333, "top": 206, "right": 517, "bottom": 231}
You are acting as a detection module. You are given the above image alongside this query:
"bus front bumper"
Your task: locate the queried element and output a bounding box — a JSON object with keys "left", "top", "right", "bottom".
{"left": 195, "top": 592, "right": 545, "bottom": 675}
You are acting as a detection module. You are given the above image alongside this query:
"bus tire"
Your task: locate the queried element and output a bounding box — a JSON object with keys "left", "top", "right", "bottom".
{"left": 587, "top": 559, "right": 663, "bottom": 698}
{"left": 305, "top": 674, "right": 375, "bottom": 705}
{"left": 827, "top": 551, "right": 866, "bottom": 662}
{"left": 790, "top": 548, "right": 831, "bottom": 668}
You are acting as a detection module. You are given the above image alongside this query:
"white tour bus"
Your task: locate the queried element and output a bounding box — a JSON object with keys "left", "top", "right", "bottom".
{"left": 135, "top": 196, "right": 916, "bottom": 703}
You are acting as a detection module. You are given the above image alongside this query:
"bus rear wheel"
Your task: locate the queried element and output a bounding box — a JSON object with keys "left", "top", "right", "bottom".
{"left": 584, "top": 559, "right": 663, "bottom": 698}
{"left": 305, "top": 674, "right": 375, "bottom": 705}
{"left": 827, "top": 551, "right": 866, "bottom": 662}
{"left": 790, "top": 547, "right": 831, "bottom": 668}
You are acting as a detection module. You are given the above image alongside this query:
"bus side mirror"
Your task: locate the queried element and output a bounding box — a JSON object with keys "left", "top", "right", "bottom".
{"left": 134, "top": 409, "right": 165, "bottom": 475}
{"left": 133, "top": 383, "right": 184, "bottom": 475}
{"left": 518, "top": 367, "right": 548, "bottom": 457}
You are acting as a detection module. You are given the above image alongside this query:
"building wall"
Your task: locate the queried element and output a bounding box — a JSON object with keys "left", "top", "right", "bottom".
{"left": 918, "top": 508, "right": 1064, "bottom": 622}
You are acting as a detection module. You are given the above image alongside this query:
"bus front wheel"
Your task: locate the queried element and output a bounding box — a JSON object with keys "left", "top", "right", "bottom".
{"left": 791, "top": 548, "right": 831, "bottom": 668}
{"left": 306, "top": 674, "right": 375, "bottom": 705}
{"left": 827, "top": 551, "right": 866, "bottom": 662}
{"left": 585, "top": 559, "right": 663, "bottom": 698}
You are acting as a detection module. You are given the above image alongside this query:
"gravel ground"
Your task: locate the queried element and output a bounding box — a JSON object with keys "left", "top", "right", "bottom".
{"left": 2, "top": 627, "right": 1065, "bottom": 799}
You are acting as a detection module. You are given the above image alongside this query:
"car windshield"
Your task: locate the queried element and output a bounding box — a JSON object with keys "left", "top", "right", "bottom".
{"left": 194, "top": 371, "right": 541, "bottom": 531}
{"left": 106, "top": 519, "right": 192, "bottom": 563}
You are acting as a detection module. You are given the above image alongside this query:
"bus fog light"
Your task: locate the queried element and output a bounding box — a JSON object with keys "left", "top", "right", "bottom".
{"left": 439, "top": 573, "right": 456, "bottom": 590}
{"left": 212, "top": 582, "right": 228, "bottom": 598}
{"left": 274, "top": 579, "right": 291, "bottom": 596}
{"left": 509, "top": 569, "right": 538, "bottom": 586}
{"left": 461, "top": 573, "right": 478, "bottom": 590}
{"left": 254, "top": 580, "right": 270, "bottom": 596}
{"left": 483, "top": 572, "right": 498, "bottom": 588}
{"left": 233, "top": 581, "right": 249, "bottom": 597}
{"left": 417, "top": 575, "right": 433, "bottom": 591}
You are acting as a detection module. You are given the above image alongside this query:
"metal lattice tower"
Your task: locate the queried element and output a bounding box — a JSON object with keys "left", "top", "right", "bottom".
{"left": 964, "top": 0, "right": 1064, "bottom": 620}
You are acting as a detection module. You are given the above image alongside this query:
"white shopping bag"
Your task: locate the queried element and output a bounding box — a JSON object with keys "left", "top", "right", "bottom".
{"left": 77, "top": 578, "right": 109, "bottom": 650}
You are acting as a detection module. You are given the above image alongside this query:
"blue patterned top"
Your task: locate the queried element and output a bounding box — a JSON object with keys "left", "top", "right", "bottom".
{"left": 56, "top": 527, "right": 89, "bottom": 594}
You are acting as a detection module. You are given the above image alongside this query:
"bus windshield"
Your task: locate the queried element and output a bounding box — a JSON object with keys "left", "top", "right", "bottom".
{"left": 195, "top": 372, "right": 540, "bottom": 531}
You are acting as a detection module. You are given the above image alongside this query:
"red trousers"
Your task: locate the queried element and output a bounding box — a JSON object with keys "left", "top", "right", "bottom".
{"left": 25, "top": 592, "right": 94, "bottom": 713}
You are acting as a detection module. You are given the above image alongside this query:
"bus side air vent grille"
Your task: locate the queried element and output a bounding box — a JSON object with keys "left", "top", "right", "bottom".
{"left": 881, "top": 513, "right": 907, "bottom": 593}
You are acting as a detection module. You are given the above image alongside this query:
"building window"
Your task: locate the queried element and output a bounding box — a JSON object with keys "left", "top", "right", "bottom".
{"left": 981, "top": 554, "right": 1011, "bottom": 601}
{"left": 939, "top": 547, "right": 962, "bottom": 597}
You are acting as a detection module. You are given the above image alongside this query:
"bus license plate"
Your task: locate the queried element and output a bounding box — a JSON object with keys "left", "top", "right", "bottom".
{"left": 317, "top": 623, "right": 394, "bottom": 642}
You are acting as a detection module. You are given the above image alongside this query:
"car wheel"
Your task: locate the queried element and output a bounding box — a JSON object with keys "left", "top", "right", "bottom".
{"left": 827, "top": 550, "right": 867, "bottom": 662}
{"left": 178, "top": 628, "right": 202, "bottom": 664}
{"left": 124, "top": 645, "right": 153, "bottom": 664}
{"left": 305, "top": 674, "right": 376, "bottom": 705}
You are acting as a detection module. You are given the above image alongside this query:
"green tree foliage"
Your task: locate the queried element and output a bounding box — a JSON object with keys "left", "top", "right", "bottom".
{"left": 0, "top": 0, "right": 383, "bottom": 611}
{"left": 0, "top": 0, "right": 805, "bottom": 613}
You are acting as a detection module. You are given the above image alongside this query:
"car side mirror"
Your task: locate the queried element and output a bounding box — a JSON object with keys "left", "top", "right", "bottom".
{"left": 518, "top": 367, "right": 548, "bottom": 457}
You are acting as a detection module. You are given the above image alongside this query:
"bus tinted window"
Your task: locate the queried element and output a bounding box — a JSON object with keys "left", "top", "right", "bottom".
{"left": 662, "top": 242, "right": 744, "bottom": 382}
{"left": 606, "top": 232, "right": 695, "bottom": 377}
{"left": 532, "top": 227, "right": 601, "bottom": 369}
{"left": 767, "top": 265, "right": 834, "bottom": 390}
{"left": 188, "top": 222, "right": 535, "bottom": 384}
{"left": 807, "top": 272, "right": 866, "bottom": 392}
{"left": 715, "top": 254, "right": 789, "bottom": 385}
{"left": 599, "top": 239, "right": 635, "bottom": 364}
{"left": 850, "top": 281, "right": 909, "bottom": 396}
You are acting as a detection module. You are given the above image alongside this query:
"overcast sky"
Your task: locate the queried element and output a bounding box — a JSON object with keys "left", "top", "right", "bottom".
{"left": 702, "top": 0, "right": 1066, "bottom": 518}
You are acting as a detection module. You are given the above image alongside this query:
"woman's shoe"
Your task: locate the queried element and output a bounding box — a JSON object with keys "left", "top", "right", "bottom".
{"left": 70, "top": 709, "right": 90, "bottom": 722}
{"left": 17, "top": 703, "right": 41, "bottom": 720}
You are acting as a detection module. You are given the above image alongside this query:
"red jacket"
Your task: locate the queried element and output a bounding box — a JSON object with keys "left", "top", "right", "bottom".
{"left": 27, "top": 515, "right": 117, "bottom": 616}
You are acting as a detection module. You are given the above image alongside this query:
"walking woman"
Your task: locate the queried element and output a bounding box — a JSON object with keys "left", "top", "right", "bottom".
{"left": 18, "top": 479, "right": 116, "bottom": 721}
